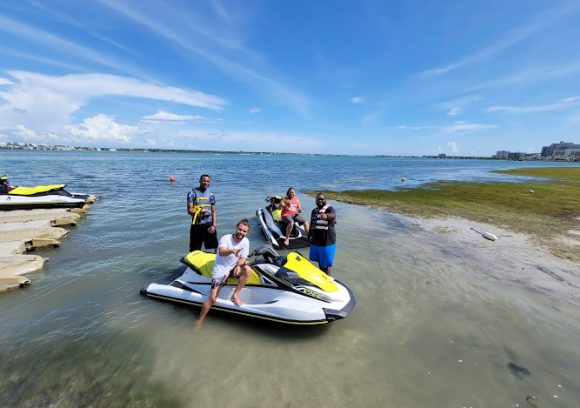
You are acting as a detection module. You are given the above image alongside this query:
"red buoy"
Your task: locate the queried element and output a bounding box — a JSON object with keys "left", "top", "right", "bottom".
{"left": 169, "top": 176, "right": 175, "bottom": 183}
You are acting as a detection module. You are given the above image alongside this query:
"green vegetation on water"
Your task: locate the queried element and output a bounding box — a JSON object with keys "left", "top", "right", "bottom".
{"left": 309, "top": 167, "right": 580, "bottom": 261}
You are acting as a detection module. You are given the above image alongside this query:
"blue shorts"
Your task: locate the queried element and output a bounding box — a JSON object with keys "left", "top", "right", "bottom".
{"left": 309, "top": 244, "right": 336, "bottom": 269}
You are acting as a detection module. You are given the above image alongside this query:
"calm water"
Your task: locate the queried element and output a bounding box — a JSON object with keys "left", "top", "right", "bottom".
{"left": 1, "top": 151, "right": 579, "bottom": 407}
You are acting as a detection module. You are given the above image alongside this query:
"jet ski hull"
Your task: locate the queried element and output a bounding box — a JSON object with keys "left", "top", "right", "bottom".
{"left": 0, "top": 195, "right": 88, "bottom": 210}
{"left": 141, "top": 256, "right": 356, "bottom": 325}
{"left": 0, "top": 184, "right": 92, "bottom": 211}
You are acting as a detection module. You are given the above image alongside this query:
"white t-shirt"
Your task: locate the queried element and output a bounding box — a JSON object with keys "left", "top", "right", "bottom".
{"left": 211, "top": 234, "right": 250, "bottom": 279}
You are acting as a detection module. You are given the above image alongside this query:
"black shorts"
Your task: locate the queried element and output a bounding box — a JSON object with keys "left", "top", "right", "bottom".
{"left": 282, "top": 214, "right": 306, "bottom": 225}
{"left": 189, "top": 223, "right": 218, "bottom": 252}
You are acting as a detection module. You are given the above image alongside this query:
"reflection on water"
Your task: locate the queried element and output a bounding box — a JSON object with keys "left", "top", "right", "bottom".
{"left": 1, "top": 152, "right": 579, "bottom": 407}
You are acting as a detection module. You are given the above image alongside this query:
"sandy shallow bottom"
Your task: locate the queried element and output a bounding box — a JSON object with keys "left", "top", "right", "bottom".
{"left": 406, "top": 215, "right": 580, "bottom": 308}
{"left": 1, "top": 202, "right": 579, "bottom": 408}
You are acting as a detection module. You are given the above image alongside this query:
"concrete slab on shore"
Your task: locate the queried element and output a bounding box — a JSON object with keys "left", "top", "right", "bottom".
{"left": 0, "top": 209, "right": 80, "bottom": 226}
{"left": 0, "top": 205, "right": 93, "bottom": 293}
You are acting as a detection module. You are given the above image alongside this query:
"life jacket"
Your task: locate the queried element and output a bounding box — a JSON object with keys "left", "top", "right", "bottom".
{"left": 272, "top": 207, "right": 282, "bottom": 222}
{"left": 190, "top": 188, "right": 213, "bottom": 224}
{"left": 311, "top": 204, "right": 331, "bottom": 230}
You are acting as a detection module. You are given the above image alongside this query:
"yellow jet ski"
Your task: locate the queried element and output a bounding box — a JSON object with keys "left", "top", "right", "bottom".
{"left": 141, "top": 245, "right": 356, "bottom": 325}
{"left": 0, "top": 183, "right": 93, "bottom": 211}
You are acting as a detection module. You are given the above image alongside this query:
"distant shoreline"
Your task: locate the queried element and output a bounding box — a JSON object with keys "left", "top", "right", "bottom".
{"left": 3, "top": 147, "right": 580, "bottom": 161}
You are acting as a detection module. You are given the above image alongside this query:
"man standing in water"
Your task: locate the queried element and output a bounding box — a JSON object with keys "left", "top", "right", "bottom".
{"left": 187, "top": 174, "right": 217, "bottom": 252}
{"left": 309, "top": 193, "right": 337, "bottom": 275}
{"left": 195, "top": 218, "right": 252, "bottom": 331}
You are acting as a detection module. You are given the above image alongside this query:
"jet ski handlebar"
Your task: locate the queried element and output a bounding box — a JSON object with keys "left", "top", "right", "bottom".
{"left": 249, "top": 244, "right": 284, "bottom": 266}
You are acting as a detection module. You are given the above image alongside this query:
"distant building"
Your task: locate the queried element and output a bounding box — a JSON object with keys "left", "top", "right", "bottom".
{"left": 508, "top": 152, "right": 525, "bottom": 160}
{"left": 493, "top": 150, "right": 510, "bottom": 159}
{"left": 541, "top": 141, "right": 580, "bottom": 161}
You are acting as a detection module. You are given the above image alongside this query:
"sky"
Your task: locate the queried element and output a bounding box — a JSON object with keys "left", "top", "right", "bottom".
{"left": 0, "top": 0, "right": 579, "bottom": 156}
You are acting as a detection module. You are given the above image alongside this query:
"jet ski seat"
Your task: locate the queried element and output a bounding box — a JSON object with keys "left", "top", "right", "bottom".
{"left": 9, "top": 184, "right": 66, "bottom": 196}
{"left": 262, "top": 206, "right": 303, "bottom": 239}
{"left": 182, "top": 250, "right": 263, "bottom": 285}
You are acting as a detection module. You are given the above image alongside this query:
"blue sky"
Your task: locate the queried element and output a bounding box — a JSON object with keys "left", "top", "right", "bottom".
{"left": 0, "top": 0, "right": 579, "bottom": 155}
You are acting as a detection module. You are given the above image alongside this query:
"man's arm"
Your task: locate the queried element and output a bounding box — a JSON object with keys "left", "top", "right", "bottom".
{"left": 187, "top": 191, "right": 197, "bottom": 216}
{"left": 208, "top": 204, "right": 217, "bottom": 233}
{"left": 323, "top": 207, "right": 336, "bottom": 221}
{"left": 218, "top": 246, "right": 239, "bottom": 257}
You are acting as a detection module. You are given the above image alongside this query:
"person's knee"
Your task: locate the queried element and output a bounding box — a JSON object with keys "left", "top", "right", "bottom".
{"left": 242, "top": 266, "right": 252, "bottom": 277}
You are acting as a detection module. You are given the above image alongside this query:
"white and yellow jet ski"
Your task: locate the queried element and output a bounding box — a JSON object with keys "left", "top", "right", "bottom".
{"left": 0, "top": 184, "right": 94, "bottom": 211}
{"left": 140, "top": 246, "right": 355, "bottom": 325}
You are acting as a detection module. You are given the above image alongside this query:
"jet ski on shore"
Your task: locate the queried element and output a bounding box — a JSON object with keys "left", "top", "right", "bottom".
{"left": 256, "top": 196, "right": 309, "bottom": 250}
{"left": 140, "top": 245, "right": 356, "bottom": 325}
{"left": 0, "top": 183, "right": 95, "bottom": 211}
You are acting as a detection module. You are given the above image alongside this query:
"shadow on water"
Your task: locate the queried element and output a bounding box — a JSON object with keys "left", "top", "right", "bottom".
{"left": 0, "top": 331, "right": 184, "bottom": 408}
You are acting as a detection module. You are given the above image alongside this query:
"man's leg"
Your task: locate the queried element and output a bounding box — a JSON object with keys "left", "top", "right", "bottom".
{"left": 195, "top": 285, "right": 221, "bottom": 331}
{"left": 204, "top": 225, "right": 219, "bottom": 253}
{"left": 231, "top": 266, "right": 251, "bottom": 306}
{"left": 320, "top": 244, "right": 335, "bottom": 276}
{"left": 190, "top": 224, "right": 202, "bottom": 252}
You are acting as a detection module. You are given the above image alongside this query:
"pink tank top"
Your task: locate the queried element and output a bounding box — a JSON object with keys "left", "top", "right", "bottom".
{"left": 281, "top": 197, "right": 300, "bottom": 217}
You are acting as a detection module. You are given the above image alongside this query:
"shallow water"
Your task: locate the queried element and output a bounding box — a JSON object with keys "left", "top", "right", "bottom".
{"left": 1, "top": 152, "right": 579, "bottom": 407}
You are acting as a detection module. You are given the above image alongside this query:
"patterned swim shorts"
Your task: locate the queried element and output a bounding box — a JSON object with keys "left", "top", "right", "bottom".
{"left": 211, "top": 273, "right": 229, "bottom": 289}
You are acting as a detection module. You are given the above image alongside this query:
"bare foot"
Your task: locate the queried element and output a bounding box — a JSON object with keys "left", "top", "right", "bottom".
{"left": 283, "top": 239, "right": 290, "bottom": 246}
{"left": 231, "top": 295, "right": 243, "bottom": 306}
{"left": 194, "top": 319, "right": 203, "bottom": 332}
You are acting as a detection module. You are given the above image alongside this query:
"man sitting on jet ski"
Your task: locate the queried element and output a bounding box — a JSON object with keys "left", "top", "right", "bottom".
{"left": 195, "top": 218, "right": 252, "bottom": 331}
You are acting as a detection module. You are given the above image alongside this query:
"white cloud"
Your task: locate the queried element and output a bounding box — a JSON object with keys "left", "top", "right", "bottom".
{"left": 0, "top": 15, "right": 143, "bottom": 77}
{"left": 101, "top": 1, "right": 312, "bottom": 117}
{"left": 447, "top": 107, "right": 463, "bottom": 116}
{"left": 0, "top": 124, "right": 40, "bottom": 141}
{"left": 447, "top": 141, "right": 458, "bottom": 153}
{"left": 142, "top": 111, "right": 206, "bottom": 121}
{"left": 434, "top": 96, "right": 481, "bottom": 116}
{"left": 351, "top": 96, "right": 365, "bottom": 104}
{"left": 443, "top": 122, "right": 497, "bottom": 133}
{"left": 0, "top": 71, "right": 226, "bottom": 132}
{"left": 65, "top": 114, "right": 137, "bottom": 143}
{"left": 398, "top": 125, "right": 433, "bottom": 130}
{"left": 417, "top": 4, "right": 578, "bottom": 77}
{"left": 487, "top": 96, "right": 579, "bottom": 113}
{"left": 0, "top": 77, "right": 13, "bottom": 86}
{"left": 249, "top": 107, "right": 261, "bottom": 114}
{"left": 398, "top": 121, "right": 496, "bottom": 133}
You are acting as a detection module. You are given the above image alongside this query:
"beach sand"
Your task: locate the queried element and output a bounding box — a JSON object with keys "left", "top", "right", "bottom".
{"left": 403, "top": 214, "right": 580, "bottom": 307}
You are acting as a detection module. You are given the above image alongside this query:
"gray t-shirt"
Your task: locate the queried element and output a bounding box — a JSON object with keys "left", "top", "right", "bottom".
{"left": 211, "top": 234, "right": 250, "bottom": 279}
